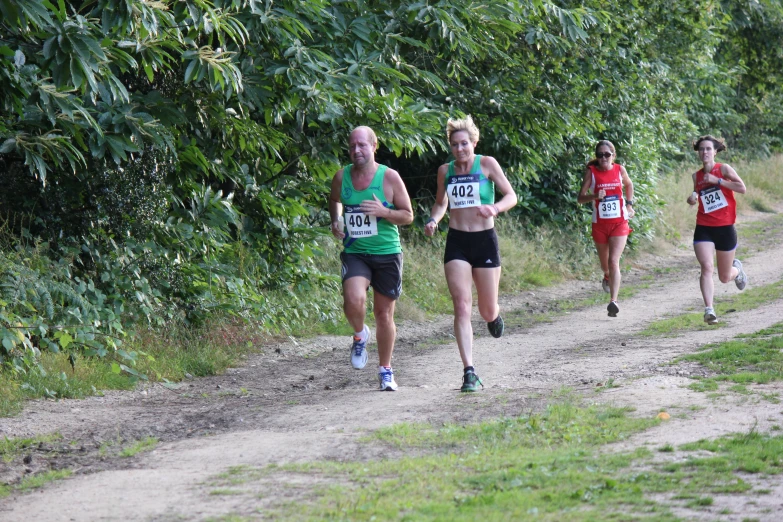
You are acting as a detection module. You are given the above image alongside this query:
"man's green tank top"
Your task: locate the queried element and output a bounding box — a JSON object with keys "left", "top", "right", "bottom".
{"left": 445, "top": 155, "right": 495, "bottom": 209}
{"left": 340, "top": 164, "right": 402, "bottom": 255}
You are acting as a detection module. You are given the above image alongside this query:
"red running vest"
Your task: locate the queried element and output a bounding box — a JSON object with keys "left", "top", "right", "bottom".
{"left": 695, "top": 163, "right": 736, "bottom": 227}
{"left": 589, "top": 164, "right": 627, "bottom": 224}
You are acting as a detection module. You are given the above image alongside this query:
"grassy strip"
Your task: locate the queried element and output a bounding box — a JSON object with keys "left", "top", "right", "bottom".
{"left": 0, "top": 433, "right": 62, "bottom": 463}
{"left": 119, "top": 436, "right": 158, "bottom": 458}
{"left": 215, "top": 400, "right": 664, "bottom": 521}
{"left": 736, "top": 322, "right": 783, "bottom": 338}
{"left": 640, "top": 279, "right": 783, "bottom": 336}
{"left": 676, "top": 322, "right": 783, "bottom": 394}
{"left": 0, "top": 469, "right": 72, "bottom": 498}
{"left": 0, "top": 319, "right": 262, "bottom": 417}
{"left": 636, "top": 431, "right": 783, "bottom": 512}
{"left": 203, "top": 398, "right": 783, "bottom": 520}
{"left": 737, "top": 213, "right": 783, "bottom": 253}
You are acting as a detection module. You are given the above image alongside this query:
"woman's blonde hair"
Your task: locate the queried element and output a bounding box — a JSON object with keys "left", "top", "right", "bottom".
{"left": 446, "top": 115, "right": 480, "bottom": 144}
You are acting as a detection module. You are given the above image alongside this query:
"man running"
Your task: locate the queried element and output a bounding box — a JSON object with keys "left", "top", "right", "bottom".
{"left": 329, "top": 126, "right": 414, "bottom": 391}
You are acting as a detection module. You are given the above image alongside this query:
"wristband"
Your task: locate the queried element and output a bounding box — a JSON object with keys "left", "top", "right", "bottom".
{"left": 718, "top": 178, "right": 722, "bottom": 186}
{"left": 626, "top": 200, "right": 634, "bottom": 207}
{"left": 493, "top": 204, "right": 500, "bottom": 216}
{"left": 426, "top": 217, "right": 436, "bottom": 225}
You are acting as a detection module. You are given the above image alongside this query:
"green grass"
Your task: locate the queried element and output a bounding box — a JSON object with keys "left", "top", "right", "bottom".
{"left": 0, "top": 469, "right": 72, "bottom": 498}
{"left": 676, "top": 431, "right": 783, "bottom": 476}
{"left": 209, "top": 400, "right": 667, "bottom": 521}
{"left": 677, "top": 328, "right": 783, "bottom": 393}
{"left": 197, "top": 396, "right": 783, "bottom": 520}
{"left": 0, "top": 353, "right": 138, "bottom": 417}
{"left": 640, "top": 280, "right": 783, "bottom": 336}
{"left": 0, "top": 318, "right": 265, "bottom": 417}
{"left": 210, "top": 465, "right": 270, "bottom": 486}
{"left": 0, "top": 433, "right": 62, "bottom": 463}
{"left": 119, "top": 436, "right": 158, "bottom": 457}
{"left": 736, "top": 321, "right": 783, "bottom": 338}
{"left": 204, "top": 516, "right": 255, "bottom": 522}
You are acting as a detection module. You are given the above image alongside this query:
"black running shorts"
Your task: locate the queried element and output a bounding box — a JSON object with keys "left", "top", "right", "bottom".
{"left": 340, "top": 252, "right": 403, "bottom": 300}
{"left": 693, "top": 224, "right": 737, "bottom": 252}
{"left": 444, "top": 228, "right": 501, "bottom": 268}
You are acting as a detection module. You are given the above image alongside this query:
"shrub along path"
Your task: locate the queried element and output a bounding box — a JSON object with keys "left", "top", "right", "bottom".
{"left": 1, "top": 213, "right": 783, "bottom": 520}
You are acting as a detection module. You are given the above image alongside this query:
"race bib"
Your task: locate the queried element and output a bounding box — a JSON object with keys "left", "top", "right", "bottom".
{"left": 344, "top": 205, "right": 378, "bottom": 237}
{"left": 700, "top": 186, "right": 728, "bottom": 214}
{"left": 598, "top": 195, "right": 622, "bottom": 219}
{"left": 447, "top": 175, "right": 480, "bottom": 208}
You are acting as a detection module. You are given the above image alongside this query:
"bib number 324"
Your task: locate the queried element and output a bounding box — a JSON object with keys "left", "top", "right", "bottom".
{"left": 700, "top": 186, "right": 728, "bottom": 214}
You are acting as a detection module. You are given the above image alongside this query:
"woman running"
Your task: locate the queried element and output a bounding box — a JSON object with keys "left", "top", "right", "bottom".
{"left": 424, "top": 116, "right": 517, "bottom": 392}
{"left": 687, "top": 135, "right": 747, "bottom": 324}
{"left": 577, "top": 140, "right": 635, "bottom": 317}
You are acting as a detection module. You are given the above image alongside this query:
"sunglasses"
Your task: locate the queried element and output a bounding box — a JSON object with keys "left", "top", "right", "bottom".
{"left": 596, "top": 152, "right": 613, "bottom": 159}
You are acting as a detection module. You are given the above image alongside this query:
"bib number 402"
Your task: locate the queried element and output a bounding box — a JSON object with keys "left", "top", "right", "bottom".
{"left": 450, "top": 185, "right": 474, "bottom": 199}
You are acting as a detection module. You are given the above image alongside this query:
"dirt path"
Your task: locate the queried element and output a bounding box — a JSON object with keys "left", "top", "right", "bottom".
{"left": 1, "top": 214, "right": 783, "bottom": 521}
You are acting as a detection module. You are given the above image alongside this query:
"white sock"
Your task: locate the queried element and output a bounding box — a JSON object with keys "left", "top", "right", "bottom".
{"left": 354, "top": 325, "right": 367, "bottom": 340}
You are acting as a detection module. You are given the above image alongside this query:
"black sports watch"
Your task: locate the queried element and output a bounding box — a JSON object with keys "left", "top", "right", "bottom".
{"left": 626, "top": 200, "right": 634, "bottom": 207}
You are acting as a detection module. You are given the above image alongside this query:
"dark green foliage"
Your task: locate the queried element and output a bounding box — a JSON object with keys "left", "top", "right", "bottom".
{"left": 0, "top": 0, "right": 781, "bottom": 374}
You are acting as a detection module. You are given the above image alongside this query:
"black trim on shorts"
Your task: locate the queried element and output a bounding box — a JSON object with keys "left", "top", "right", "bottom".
{"left": 444, "top": 228, "right": 501, "bottom": 268}
{"left": 693, "top": 224, "right": 737, "bottom": 252}
{"left": 340, "top": 252, "right": 403, "bottom": 299}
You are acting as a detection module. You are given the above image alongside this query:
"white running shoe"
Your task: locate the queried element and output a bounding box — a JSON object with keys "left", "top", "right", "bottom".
{"left": 704, "top": 307, "right": 718, "bottom": 325}
{"left": 733, "top": 259, "right": 747, "bottom": 290}
{"left": 350, "top": 325, "right": 370, "bottom": 370}
{"left": 378, "top": 367, "right": 398, "bottom": 391}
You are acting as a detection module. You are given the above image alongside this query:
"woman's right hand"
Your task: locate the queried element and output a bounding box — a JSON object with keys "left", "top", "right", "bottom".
{"left": 687, "top": 191, "right": 698, "bottom": 206}
{"left": 597, "top": 189, "right": 607, "bottom": 200}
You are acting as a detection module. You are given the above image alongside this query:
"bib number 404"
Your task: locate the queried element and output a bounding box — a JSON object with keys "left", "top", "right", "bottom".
{"left": 348, "top": 214, "right": 372, "bottom": 228}
{"left": 344, "top": 207, "right": 378, "bottom": 237}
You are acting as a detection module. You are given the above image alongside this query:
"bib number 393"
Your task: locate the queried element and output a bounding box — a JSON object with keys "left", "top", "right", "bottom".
{"left": 700, "top": 186, "right": 728, "bottom": 214}
{"left": 598, "top": 195, "right": 622, "bottom": 219}
{"left": 447, "top": 174, "right": 480, "bottom": 208}
{"left": 344, "top": 206, "right": 378, "bottom": 237}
